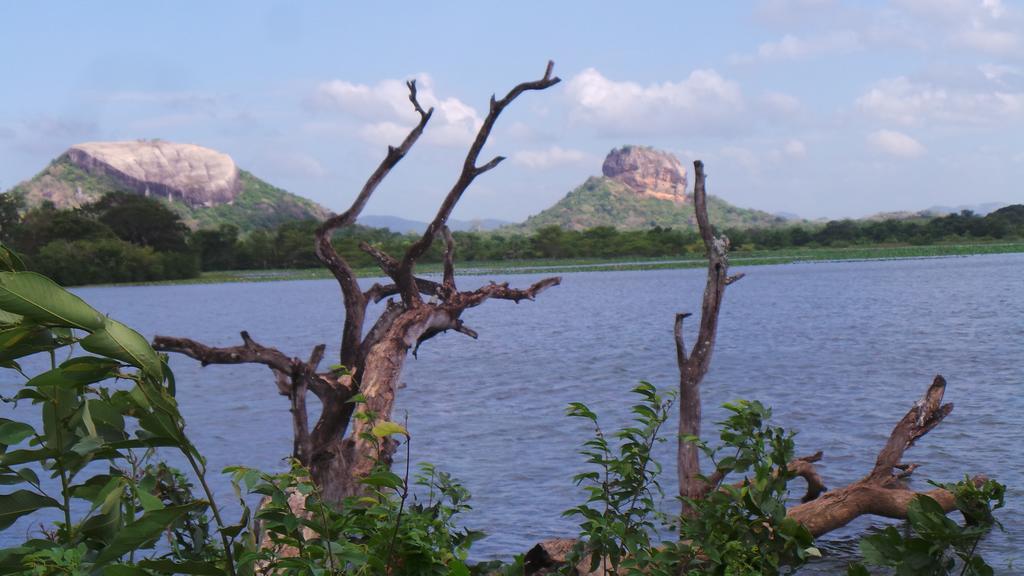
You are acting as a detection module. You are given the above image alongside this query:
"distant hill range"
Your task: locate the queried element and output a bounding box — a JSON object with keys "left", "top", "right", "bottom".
{"left": 865, "top": 202, "right": 1011, "bottom": 221}
{"left": 513, "top": 146, "right": 787, "bottom": 232}
{"left": 6, "top": 140, "right": 331, "bottom": 231}
{"left": 357, "top": 215, "right": 512, "bottom": 234}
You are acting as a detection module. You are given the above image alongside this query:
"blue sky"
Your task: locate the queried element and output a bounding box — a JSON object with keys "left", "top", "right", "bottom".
{"left": 1, "top": 0, "right": 1021, "bottom": 221}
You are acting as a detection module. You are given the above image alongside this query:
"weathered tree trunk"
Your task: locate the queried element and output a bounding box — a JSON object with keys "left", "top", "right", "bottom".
{"left": 674, "top": 160, "right": 744, "bottom": 506}
{"left": 786, "top": 375, "right": 984, "bottom": 535}
{"left": 154, "top": 62, "right": 561, "bottom": 501}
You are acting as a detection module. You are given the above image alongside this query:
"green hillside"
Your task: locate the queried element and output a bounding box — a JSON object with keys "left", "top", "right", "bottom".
{"left": 515, "top": 176, "right": 786, "bottom": 232}
{"left": 171, "top": 171, "right": 331, "bottom": 230}
{"left": 7, "top": 155, "right": 331, "bottom": 232}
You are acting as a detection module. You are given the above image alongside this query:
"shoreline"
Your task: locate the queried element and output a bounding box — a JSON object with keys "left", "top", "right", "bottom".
{"left": 84, "top": 241, "right": 1024, "bottom": 288}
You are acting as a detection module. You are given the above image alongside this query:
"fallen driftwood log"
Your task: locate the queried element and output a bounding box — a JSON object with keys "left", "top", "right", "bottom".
{"left": 523, "top": 375, "right": 984, "bottom": 575}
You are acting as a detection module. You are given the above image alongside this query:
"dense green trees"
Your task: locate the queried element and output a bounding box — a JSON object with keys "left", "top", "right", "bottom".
{"left": 726, "top": 207, "right": 1024, "bottom": 250}
{"left": 188, "top": 204, "right": 1024, "bottom": 273}
{"left": 86, "top": 192, "right": 191, "bottom": 252}
{"left": 2, "top": 188, "right": 1022, "bottom": 284}
{"left": 3, "top": 192, "right": 199, "bottom": 284}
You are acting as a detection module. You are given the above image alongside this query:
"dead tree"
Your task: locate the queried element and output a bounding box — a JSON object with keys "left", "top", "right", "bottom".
{"left": 154, "top": 62, "right": 561, "bottom": 502}
{"left": 674, "top": 164, "right": 984, "bottom": 533}
{"left": 787, "top": 375, "right": 985, "bottom": 536}
{"left": 673, "top": 160, "right": 745, "bottom": 504}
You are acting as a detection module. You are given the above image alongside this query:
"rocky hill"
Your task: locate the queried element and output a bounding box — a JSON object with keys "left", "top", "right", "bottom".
{"left": 7, "top": 140, "right": 331, "bottom": 231}
{"left": 602, "top": 145, "right": 687, "bottom": 203}
{"left": 517, "top": 146, "right": 785, "bottom": 232}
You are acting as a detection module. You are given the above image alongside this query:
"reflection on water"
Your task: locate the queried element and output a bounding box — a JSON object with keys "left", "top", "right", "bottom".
{"left": 2, "top": 253, "right": 1021, "bottom": 572}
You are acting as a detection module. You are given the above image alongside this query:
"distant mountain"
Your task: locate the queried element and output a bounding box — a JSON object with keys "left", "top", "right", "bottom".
{"left": 864, "top": 201, "right": 1012, "bottom": 222}
{"left": 6, "top": 140, "right": 331, "bottom": 232}
{"left": 516, "top": 176, "right": 785, "bottom": 232}
{"left": 358, "top": 214, "right": 512, "bottom": 234}
{"left": 512, "top": 146, "right": 786, "bottom": 232}
{"left": 923, "top": 202, "right": 1009, "bottom": 216}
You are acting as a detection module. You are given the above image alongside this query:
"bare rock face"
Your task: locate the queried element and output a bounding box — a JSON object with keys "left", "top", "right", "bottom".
{"left": 67, "top": 140, "right": 241, "bottom": 207}
{"left": 601, "top": 146, "right": 688, "bottom": 203}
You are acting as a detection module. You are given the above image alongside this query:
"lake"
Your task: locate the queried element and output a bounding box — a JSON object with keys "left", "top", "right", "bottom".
{"left": 3, "top": 253, "right": 1022, "bottom": 572}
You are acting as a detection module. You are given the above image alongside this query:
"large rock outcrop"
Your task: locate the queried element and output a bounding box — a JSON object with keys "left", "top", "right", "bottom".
{"left": 66, "top": 140, "right": 241, "bottom": 207}
{"left": 601, "top": 145, "right": 688, "bottom": 203}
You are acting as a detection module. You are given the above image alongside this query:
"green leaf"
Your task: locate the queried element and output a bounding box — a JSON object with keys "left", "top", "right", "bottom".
{"left": 0, "top": 245, "right": 25, "bottom": 273}
{"left": 0, "top": 310, "right": 22, "bottom": 326}
{"left": 81, "top": 318, "right": 162, "bottom": 381}
{"left": 360, "top": 470, "right": 404, "bottom": 489}
{"left": 0, "top": 448, "right": 54, "bottom": 467}
{"left": 136, "top": 488, "right": 165, "bottom": 512}
{"left": 94, "top": 502, "right": 205, "bottom": 565}
{"left": 69, "top": 435, "right": 105, "bottom": 456}
{"left": 0, "top": 272, "right": 105, "bottom": 330}
{"left": 371, "top": 421, "right": 409, "bottom": 438}
{"left": 0, "top": 325, "right": 55, "bottom": 363}
{"left": 0, "top": 489, "right": 61, "bottom": 530}
{"left": 0, "top": 419, "right": 34, "bottom": 447}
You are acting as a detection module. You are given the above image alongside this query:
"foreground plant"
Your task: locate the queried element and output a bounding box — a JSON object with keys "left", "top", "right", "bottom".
{"left": 0, "top": 244, "right": 491, "bottom": 575}
{"left": 673, "top": 400, "right": 817, "bottom": 575}
{"left": 229, "top": 422, "right": 485, "bottom": 576}
{"left": 848, "top": 476, "right": 1006, "bottom": 575}
{"left": 0, "top": 243, "right": 234, "bottom": 573}
{"left": 563, "top": 382, "right": 676, "bottom": 575}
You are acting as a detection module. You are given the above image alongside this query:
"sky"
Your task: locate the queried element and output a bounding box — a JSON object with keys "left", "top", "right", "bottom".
{"left": 0, "top": 0, "right": 1021, "bottom": 222}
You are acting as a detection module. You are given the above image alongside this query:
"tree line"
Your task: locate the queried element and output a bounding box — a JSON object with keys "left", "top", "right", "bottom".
{"left": 0, "top": 192, "right": 198, "bottom": 285}
{"left": 1, "top": 189, "right": 1021, "bottom": 284}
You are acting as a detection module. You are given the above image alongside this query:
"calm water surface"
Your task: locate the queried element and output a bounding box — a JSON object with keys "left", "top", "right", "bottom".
{"left": 3, "top": 254, "right": 1022, "bottom": 572}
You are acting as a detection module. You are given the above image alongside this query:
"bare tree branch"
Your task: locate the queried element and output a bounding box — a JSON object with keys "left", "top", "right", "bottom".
{"left": 674, "top": 313, "right": 690, "bottom": 368}
{"left": 155, "top": 63, "right": 562, "bottom": 503}
{"left": 396, "top": 61, "right": 561, "bottom": 305}
{"left": 152, "top": 333, "right": 347, "bottom": 401}
{"left": 787, "top": 377, "right": 975, "bottom": 536}
{"left": 315, "top": 82, "right": 433, "bottom": 367}
{"left": 788, "top": 451, "right": 827, "bottom": 503}
{"left": 677, "top": 160, "right": 743, "bottom": 506}
{"left": 441, "top": 226, "right": 457, "bottom": 294}
{"left": 457, "top": 277, "right": 562, "bottom": 308}
{"left": 869, "top": 375, "right": 952, "bottom": 482}
{"left": 154, "top": 331, "right": 293, "bottom": 374}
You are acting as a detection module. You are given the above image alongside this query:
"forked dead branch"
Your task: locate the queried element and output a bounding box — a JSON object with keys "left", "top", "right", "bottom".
{"left": 526, "top": 162, "right": 989, "bottom": 575}
{"left": 674, "top": 161, "right": 986, "bottom": 535}
{"left": 154, "top": 61, "right": 562, "bottom": 502}
{"left": 153, "top": 62, "right": 986, "bottom": 567}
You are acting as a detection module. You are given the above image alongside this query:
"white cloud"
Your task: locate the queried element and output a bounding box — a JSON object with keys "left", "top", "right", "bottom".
{"left": 756, "top": 0, "right": 837, "bottom": 16}
{"left": 868, "top": 129, "right": 926, "bottom": 158}
{"left": 893, "top": 0, "right": 1021, "bottom": 55}
{"left": 979, "top": 63, "right": 1021, "bottom": 84}
{"left": 310, "top": 74, "right": 482, "bottom": 147}
{"left": 857, "top": 76, "right": 1024, "bottom": 125}
{"left": 9, "top": 117, "right": 99, "bottom": 155}
{"left": 277, "top": 152, "right": 327, "bottom": 178}
{"left": 719, "top": 146, "right": 762, "bottom": 173}
{"left": 954, "top": 25, "right": 1020, "bottom": 53}
{"left": 762, "top": 91, "right": 802, "bottom": 114}
{"left": 250, "top": 150, "right": 328, "bottom": 179}
{"left": 106, "top": 91, "right": 220, "bottom": 112}
{"left": 742, "top": 30, "right": 862, "bottom": 62}
{"left": 783, "top": 139, "right": 807, "bottom": 158}
{"left": 510, "top": 146, "right": 588, "bottom": 170}
{"left": 565, "top": 68, "right": 744, "bottom": 136}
